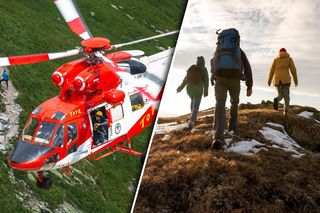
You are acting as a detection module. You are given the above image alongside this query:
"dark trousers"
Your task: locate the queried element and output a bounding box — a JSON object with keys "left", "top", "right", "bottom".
{"left": 276, "top": 84, "right": 290, "bottom": 112}
{"left": 0, "top": 79, "right": 8, "bottom": 89}
{"left": 214, "top": 78, "right": 240, "bottom": 139}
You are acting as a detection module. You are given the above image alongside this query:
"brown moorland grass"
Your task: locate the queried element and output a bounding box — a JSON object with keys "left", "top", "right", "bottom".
{"left": 135, "top": 102, "right": 320, "bottom": 212}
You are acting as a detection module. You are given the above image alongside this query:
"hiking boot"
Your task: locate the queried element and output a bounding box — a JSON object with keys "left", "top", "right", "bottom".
{"left": 211, "top": 138, "right": 224, "bottom": 150}
{"left": 273, "top": 98, "right": 279, "bottom": 110}
{"left": 188, "top": 121, "right": 195, "bottom": 129}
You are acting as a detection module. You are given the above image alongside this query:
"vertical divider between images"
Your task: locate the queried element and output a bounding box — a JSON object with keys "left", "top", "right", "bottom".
{"left": 129, "top": 1, "right": 192, "bottom": 212}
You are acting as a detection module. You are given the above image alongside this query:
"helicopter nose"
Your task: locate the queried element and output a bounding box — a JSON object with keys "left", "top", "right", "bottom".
{"left": 9, "top": 140, "right": 55, "bottom": 170}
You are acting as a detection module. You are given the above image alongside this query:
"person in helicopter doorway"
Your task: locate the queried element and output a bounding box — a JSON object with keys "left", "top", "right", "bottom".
{"left": 93, "top": 111, "right": 109, "bottom": 146}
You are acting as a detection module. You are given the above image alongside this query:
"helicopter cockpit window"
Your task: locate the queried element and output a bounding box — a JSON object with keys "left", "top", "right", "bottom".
{"left": 52, "top": 124, "right": 64, "bottom": 147}
{"left": 52, "top": 112, "right": 66, "bottom": 121}
{"left": 67, "top": 123, "right": 78, "bottom": 144}
{"left": 130, "top": 93, "right": 145, "bottom": 111}
{"left": 22, "top": 118, "right": 39, "bottom": 141}
{"left": 32, "top": 107, "right": 42, "bottom": 115}
{"left": 34, "top": 121, "right": 56, "bottom": 145}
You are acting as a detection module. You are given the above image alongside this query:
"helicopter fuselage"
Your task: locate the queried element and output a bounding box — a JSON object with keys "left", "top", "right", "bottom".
{"left": 8, "top": 50, "right": 164, "bottom": 172}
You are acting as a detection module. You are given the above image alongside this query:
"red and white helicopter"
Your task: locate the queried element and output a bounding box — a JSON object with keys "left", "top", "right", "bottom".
{"left": 0, "top": 0, "right": 177, "bottom": 189}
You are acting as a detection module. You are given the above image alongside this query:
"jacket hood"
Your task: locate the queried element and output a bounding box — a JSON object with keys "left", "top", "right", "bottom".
{"left": 278, "top": 52, "right": 290, "bottom": 58}
{"left": 196, "top": 56, "right": 205, "bottom": 66}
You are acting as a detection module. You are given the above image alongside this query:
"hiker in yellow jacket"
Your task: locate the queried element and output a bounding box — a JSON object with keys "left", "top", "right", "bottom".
{"left": 268, "top": 48, "right": 298, "bottom": 116}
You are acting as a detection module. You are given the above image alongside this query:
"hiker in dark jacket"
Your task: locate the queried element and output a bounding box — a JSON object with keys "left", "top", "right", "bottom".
{"left": 211, "top": 48, "right": 253, "bottom": 149}
{"left": 0, "top": 69, "right": 9, "bottom": 89}
{"left": 177, "top": 56, "right": 209, "bottom": 128}
{"left": 268, "top": 48, "right": 298, "bottom": 116}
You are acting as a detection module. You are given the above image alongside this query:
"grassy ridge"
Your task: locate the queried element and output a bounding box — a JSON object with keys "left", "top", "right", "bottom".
{"left": 0, "top": 0, "right": 186, "bottom": 212}
{"left": 0, "top": 0, "right": 184, "bottom": 124}
{"left": 135, "top": 104, "right": 320, "bottom": 212}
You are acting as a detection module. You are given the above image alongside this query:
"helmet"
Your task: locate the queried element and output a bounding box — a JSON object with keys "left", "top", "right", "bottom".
{"left": 96, "top": 111, "right": 103, "bottom": 117}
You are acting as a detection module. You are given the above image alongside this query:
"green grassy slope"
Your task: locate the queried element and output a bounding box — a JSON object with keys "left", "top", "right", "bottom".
{"left": 0, "top": 0, "right": 186, "bottom": 212}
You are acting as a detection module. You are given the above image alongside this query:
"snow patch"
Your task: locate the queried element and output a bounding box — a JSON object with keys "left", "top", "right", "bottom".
{"left": 190, "top": 128, "right": 200, "bottom": 133}
{"left": 266, "top": 122, "right": 284, "bottom": 129}
{"left": 155, "top": 122, "right": 188, "bottom": 134}
{"left": 161, "top": 134, "right": 171, "bottom": 142}
{"left": 260, "top": 127, "right": 300, "bottom": 149}
{"left": 259, "top": 123, "right": 303, "bottom": 157}
{"left": 298, "top": 111, "right": 313, "bottom": 119}
{"left": 226, "top": 139, "right": 265, "bottom": 155}
{"left": 225, "top": 122, "right": 304, "bottom": 158}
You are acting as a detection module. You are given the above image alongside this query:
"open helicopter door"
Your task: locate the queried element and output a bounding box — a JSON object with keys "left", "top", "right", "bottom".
{"left": 88, "top": 104, "right": 111, "bottom": 147}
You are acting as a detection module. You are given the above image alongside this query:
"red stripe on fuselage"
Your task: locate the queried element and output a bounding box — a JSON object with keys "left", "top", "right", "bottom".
{"left": 67, "top": 17, "right": 87, "bottom": 35}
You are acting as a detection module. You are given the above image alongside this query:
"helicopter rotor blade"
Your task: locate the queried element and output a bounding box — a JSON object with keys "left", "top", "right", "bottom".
{"left": 0, "top": 49, "right": 81, "bottom": 67}
{"left": 112, "top": 30, "right": 179, "bottom": 49}
{"left": 54, "top": 0, "right": 92, "bottom": 40}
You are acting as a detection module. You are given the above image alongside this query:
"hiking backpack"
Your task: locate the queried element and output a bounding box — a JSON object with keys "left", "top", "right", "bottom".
{"left": 212, "top": 28, "right": 242, "bottom": 75}
{"left": 186, "top": 64, "right": 203, "bottom": 84}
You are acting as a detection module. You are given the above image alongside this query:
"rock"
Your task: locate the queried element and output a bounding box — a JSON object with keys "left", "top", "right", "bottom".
{"left": 190, "top": 128, "right": 200, "bottom": 133}
{"left": 0, "top": 113, "right": 9, "bottom": 123}
{"left": 0, "top": 143, "right": 6, "bottom": 151}
{"left": 161, "top": 135, "right": 171, "bottom": 142}
{"left": 54, "top": 202, "right": 82, "bottom": 213}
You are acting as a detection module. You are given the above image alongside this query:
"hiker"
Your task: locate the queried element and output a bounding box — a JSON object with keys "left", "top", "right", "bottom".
{"left": 0, "top": 69, "right": 9, "bottom": 89}
{"left": 176, "top": 56, "right": 209, "bottom": 128}
{"left": 268, "top": 48, "right": 298, "bottom": 116}
{"left": 210, "top": 28, "right": 253, "bottom": 149}
{"left": 93, "top": 111, "right": 109, "bottom": 145}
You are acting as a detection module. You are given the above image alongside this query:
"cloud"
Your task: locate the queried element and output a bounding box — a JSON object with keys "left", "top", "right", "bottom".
{"left": 160, "top": 0, "right": 320, "bottom": 115}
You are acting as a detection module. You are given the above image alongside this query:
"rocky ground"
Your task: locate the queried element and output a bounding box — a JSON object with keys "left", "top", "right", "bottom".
{"left": 0, "top": 69, "right": 84, "bottom": 212}
{"left": 134, "top": 101, "right": 320, "bottom": 212}
{"left": 0, "top": 71, "right": 22, "bottom": 153}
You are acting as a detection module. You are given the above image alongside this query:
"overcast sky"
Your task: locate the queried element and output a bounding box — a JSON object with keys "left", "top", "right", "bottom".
{"left": 159, "top": 0, "right": 320, "bottom": 116}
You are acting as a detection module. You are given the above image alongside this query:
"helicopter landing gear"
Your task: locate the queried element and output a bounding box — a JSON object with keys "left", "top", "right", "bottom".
{"left": 36, "top": 171, "right": 52, "bottom": 190}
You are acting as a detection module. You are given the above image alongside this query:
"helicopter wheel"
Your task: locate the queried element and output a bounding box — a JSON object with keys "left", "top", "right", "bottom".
{"left": 36, "top": 176, "right": 53, "bottom": 190}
